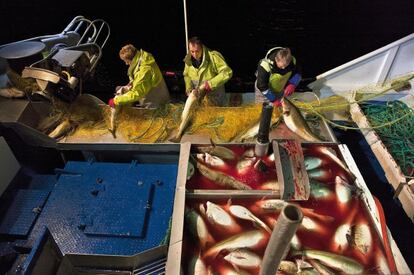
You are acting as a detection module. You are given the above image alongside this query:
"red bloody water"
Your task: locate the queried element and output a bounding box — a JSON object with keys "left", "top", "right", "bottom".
{"left": 182, "top": 144, "right": 391, "bottom": 274}
{"left": 187, "top": 144, "right": 278, "bottom": 190}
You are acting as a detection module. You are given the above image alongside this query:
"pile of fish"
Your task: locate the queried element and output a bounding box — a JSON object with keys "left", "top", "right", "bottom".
{"left": 188, "top": 143, "right": 279, "bottom": 191}
{"left": 182, "top": 144, "right": 392, "bottom": 274}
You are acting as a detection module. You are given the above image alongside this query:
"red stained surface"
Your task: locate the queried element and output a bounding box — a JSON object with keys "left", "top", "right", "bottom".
{"left": 182, "top": 144, "right": 391, "bottom": 274}
{"left": 187, "top": 144, "right": 278, "bottom": 190}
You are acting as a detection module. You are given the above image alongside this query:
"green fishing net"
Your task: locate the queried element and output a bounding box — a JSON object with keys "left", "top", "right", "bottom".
{"left": 361, "top": 101, "right": 414, "bottom": 176}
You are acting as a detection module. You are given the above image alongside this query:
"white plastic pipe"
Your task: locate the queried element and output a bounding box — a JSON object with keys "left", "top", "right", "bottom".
{"left": 260, "top": 204, "right": 303, "bottom": 275}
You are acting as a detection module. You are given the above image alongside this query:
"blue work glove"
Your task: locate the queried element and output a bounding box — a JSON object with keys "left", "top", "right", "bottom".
{"left": 288, "top": 73, "right": 302, "bottom": 86}
{"left": 262, "top": 89, "right": 277, "bottom": 102}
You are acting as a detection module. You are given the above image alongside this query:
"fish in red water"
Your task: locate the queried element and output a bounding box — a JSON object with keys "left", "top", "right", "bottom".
{"left": 204, "top": 230, "right": 268, "bottom": 259}
{"left": 185, "top": 207, "right": 215, "bottom": 249}
{"left": 205, "top": 201, "right": 242, "bottom": 235}
{"left": 196, "top": 161, "right": 252, "bottom": 190}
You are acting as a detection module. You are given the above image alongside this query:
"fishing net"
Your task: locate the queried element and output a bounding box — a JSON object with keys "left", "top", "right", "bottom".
{"left": 361, "top": 101, "right": 414, "bottom": 176}
{"left": 104, "top": 103, "right": 283, "bottom": 143}
{"left": 40, "top": 101, "right": 284, "bottom": 143}
{"left": 294, "top": 73, "right": 414, "bottom": 131}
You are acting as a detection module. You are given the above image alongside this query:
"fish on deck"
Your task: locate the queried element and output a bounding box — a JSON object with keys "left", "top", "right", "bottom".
{"left": 282, "top": 97, "right": 323, "bottom": 142}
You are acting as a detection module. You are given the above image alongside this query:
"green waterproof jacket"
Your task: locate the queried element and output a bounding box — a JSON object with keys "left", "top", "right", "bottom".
{"left": 114, "top": 50, "right": 165, "bottom": 105}
{"left": 183, "top": 45, "right": 232, "bottom": 93}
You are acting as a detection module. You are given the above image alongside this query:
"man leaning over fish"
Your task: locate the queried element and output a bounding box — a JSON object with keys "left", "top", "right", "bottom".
{"left": 255, "top": 47, "right": 301, "bottom": 106}
{"left": 108, "top": 44, "right": 170, "bottom": 109}
{"left": 183, "top": 37, "right": 233, "bottom": 106}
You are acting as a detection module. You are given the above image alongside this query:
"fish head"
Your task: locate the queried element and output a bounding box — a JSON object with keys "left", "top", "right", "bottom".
{"left": 205, "top": 153, "right": 225, "bottom": 167}
{"left": 281, "top": 97, "right": 292, "bottom": 115}
{"left": 229, "top": 205, "right": 250, "bottom": 219}
{"left": 197, "top": 153, "right": 226, "bottom": 167}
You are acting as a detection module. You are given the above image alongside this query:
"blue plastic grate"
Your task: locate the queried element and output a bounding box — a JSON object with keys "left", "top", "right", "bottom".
{"left": 0, "top": 189, "right": 49, "bottom": 237}
{"left": 84, "top": 183, "right": 152, "bottom": 238}
{"left": 28, "top": 161, "right": 178, "bottom": 255}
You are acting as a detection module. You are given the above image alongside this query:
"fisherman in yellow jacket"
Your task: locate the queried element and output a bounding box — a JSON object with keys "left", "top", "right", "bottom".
{"left": 108, "top": 44, "right": 170, "bottom": 108}
{"left": 183, "top": 37, "right": 233, "bottom": 106}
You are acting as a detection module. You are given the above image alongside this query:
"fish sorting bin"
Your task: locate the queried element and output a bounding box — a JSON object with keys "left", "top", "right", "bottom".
{"left": 166, "top": 141, "right": 411, "bottom": 274}
{"left": 185, "top": 141, "right": 310, "bottom": 200}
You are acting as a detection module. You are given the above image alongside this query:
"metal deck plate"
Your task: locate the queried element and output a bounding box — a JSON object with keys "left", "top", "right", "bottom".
{"left": 84, "top": 183, "right": 152, "bottom": 238}
{"left": 28, "top": 161, "right": 178, "bottom": 255}
{"left": 0, "top": 189, "right": 49, "bottom": 237}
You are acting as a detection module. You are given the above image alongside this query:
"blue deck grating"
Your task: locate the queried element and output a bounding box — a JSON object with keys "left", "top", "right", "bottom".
{"left": 28, "top": 174, "right": 57, "bottom": 191}
{"left": 28, "top": 160, "right": 178, "bottom": 255}
{"left": 0, "top": 189, "right": 49, "bottom": 237}
{"left": 84, "top": 183, "right": 152, "bottom": 237}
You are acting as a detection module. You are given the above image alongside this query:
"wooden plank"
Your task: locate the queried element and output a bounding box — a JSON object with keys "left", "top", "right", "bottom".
{"left": 350, "top": 103, "right": 414, "bottom": 221}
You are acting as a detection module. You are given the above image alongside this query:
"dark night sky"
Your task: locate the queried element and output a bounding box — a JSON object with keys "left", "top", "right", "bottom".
{"left": 1, "top": 0, "right": 413, "bottom": 86}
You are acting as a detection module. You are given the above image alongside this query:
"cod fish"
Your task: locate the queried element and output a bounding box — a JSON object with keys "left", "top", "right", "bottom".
{"left": 228, "top": 204, "right": 271, "bottom": 233}
{"left": 310, "top": 180, "right": 334, "bottom": 200}
{"left": 255, "top": 199, "right": 287, "bottom": 213}
{"left": 335, "top": 175, "right": 361, "bottom": 207}
{"left": 175, "top": 92, "right": 198, "bottom": 141}
{"left": 48, "top": 118, "right": 75, "bottom": 139}
{"left": 236, "top": 156, "right": 256, "bottom": 173}
{"left": 185, "top": 207, "right": 214, "bottom": 248}
{"left": 204, "top": 230, "right": 268, "bottom": 259}
{"left": 278, "top": 260, "right": 298, "bottom": 274}
{"left": 188, "top": 253, "right": 207, "bottom": 275}
{"left": 196, "top": 161, "right": 252, "bottom": 190}
{"left": 223, "top": 249, "right": 262, "bottom": 271}
{"left": 314, "top": 146, "right": 356, "bottom": 181}
{"left": 295, "top": 249, "right": 364, "bottom": 274}
{"left": 108, "top": 106, "right": 118, "bottom": 138}
{"left": 197, "top": 140, "right": 236, "bottom": 160}
{"left": 196, "top": 153, "right": 226, "bottom": 167}
{"left": 0, "top": 87, "right": 25, "bottom": 98}
{"left": 304, "top": 156, "right": 323, "bottom": 171}
{"left": 348, "top": 223, "right": 372, "bottom": 255}
{"left": 206, "top": 201, "right": 242, "bottom": 234}
{"left": 282, "top": 97, "right": 323, "bottom": 142}
{"left": 308, "top": 259, "right": 336, "bottom": 275}
{"left": 307, "top": 168, "right": 333, "bottom": 182}
{"left": 235, "top": 121, "right": 260, "bottom": 142}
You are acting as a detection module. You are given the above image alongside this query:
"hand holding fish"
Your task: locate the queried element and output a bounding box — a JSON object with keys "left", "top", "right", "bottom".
{"left": 271, "top": 99, "right": 282, "bottom": 107}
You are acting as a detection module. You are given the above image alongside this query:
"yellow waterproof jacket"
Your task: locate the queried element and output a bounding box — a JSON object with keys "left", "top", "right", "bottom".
{"left": 183, "top": 45, "right": 232, "bottom": 93}
{"left": 114, "top": 50, "right": 166, "bottom": 105}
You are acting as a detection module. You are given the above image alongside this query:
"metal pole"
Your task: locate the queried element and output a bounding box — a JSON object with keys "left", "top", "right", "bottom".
{"left": 183, "top": 0, "right": 189, "bottom": 53}
{"left": 260, "top": 204, "right": 303, "bottom": 275}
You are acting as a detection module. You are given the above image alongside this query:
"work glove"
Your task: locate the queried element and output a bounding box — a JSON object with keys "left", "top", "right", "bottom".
{"left": 262, "top": 89, "right": 277, "bottom": 102}
{"left": 108, "top": 98, "right": 116, "bottom": 108}
{"left": 186, "top": 88, "right": 195, "bottom": 96}
{"left": 193, "top": 88, "right": 205, "bottom": 99}
{"left": 199, "top": 81, "right": 211, "bottom": 93}
{"left": 272, "top": 99, "right": 282, "bottom": 107}
{"left": 283, "top": 84, "right": 296, "bottom": 97}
